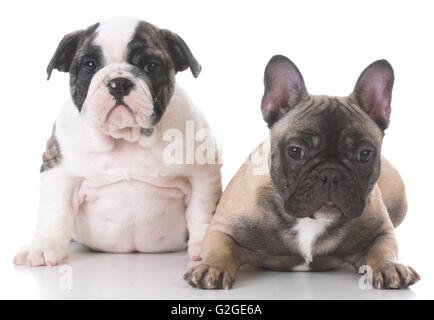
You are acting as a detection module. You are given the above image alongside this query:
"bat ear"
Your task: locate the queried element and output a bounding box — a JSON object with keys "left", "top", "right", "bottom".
{"left": 261, "top": 55, "right": 308, "bottom": 127}
{"left": 351, "top": 59, "right": 394, "bottom": 130}
{"left": 46, "top": 30, "right": 83, "bottom": 80}
{"left": 161, "top": 29, "right": 202, "bottom": 78}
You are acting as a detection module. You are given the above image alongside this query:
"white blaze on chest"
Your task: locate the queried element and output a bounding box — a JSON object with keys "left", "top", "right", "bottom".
{"left": 292, "top": 217, "right": 331, "bottom": 270}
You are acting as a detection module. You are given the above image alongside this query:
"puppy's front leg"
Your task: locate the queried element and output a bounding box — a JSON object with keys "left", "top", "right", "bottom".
{"left": 347, "top": 186, "right": 421, "bottom": 289}
{"left": 362, "top": 232, "right": 421, "bottom": 289}
{"left": 185, "top": 171, "right": 222, "bottom": 260}
{"left": 14, "top": 167, "right": 76, "bottom": 267}
{"left": 184, "top": 230, "right": 241, "bottom": 289}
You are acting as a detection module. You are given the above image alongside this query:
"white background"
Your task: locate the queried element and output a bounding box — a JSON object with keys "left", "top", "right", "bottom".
{"left": 0, "top": 0, "right": 433, "bottom": 299}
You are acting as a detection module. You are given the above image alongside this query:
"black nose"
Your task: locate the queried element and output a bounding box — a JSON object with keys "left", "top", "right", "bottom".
{"left": 108, "top": 78, "right": 134, "bottom": 98}
{"left": 319, "top": 169, "right": 342, "bottom": 191}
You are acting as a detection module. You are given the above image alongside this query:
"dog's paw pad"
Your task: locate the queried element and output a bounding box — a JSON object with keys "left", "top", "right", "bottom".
{"left": 184, "top": 264, "right": 234, "bottom": 290}
{"left": 373, "top": 263, "right": 420, "bottom": 289}
{"left": 13, "top": 242, "right": 69, "bottom": 267}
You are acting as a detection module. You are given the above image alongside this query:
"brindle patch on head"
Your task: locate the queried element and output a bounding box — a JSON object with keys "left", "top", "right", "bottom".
{"left": 68, "top": 23, "right": 102, "bottom": 111}
{"left": 269, "top": 95, "right": 384, "bottom": 220}
{"left": 126, "top": 21, "right": 177, "bottom": 125}
{"left": 47, "top": 23, "right": 101, "bottom": 112}
{"left": 40, "top": 125, "right": 62, "bottom": 173}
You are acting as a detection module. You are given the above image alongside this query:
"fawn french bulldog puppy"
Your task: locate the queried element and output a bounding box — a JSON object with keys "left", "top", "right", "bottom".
{"left": 14, "top": 17, "right": 222, "bottom": 266}
{"left": 185, "top": 55, "right": 420, "bottom": 289}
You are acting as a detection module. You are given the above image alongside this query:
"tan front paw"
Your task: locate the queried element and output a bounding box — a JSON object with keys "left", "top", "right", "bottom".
{"left": 184, "top": 264, "right": 234, "bottom": 290}
{"left": 373, "top": 263, "right": 420, "bottom": 289}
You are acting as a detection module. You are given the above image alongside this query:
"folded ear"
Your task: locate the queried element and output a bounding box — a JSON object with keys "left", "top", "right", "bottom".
{"left": 46, "top": 30, "right": 83, "bottom": 80}
{"left": 351, "top": 59, "right": 394, "bottom": 130}
{"left": 261, "top": 55, "right": 307, "bottom": 127}
{"left": 161, "top": 29, "right": 202, "bottom": 78}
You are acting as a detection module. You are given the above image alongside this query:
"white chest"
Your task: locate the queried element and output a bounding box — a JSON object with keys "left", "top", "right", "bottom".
{"left": 292, "top": 218, "right": 330, "bottom": 271}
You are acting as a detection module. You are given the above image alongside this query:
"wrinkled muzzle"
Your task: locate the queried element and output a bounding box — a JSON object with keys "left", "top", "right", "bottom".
{"left": 283, "top": 166, "right": 367, "bottom": 221}
{"left": 81, "top": 63, "right": 154, "bottom": 141}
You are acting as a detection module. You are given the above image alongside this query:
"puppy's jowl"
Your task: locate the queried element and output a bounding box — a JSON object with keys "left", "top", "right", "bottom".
{"left": 185, "top": 55, "right": 420, "bottom": 290}
{"left": 14, "top": 17, "right": 222, "bottom": 266}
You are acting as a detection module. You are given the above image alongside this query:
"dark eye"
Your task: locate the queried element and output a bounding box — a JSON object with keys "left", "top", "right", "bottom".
{"left": 83, "top": 59, "right": 97, "bottom": 73}
{"left": 144, "top": 62, "right": 160, "bottom": 73}
{"left": 359, "top": 149, "right": 373, "bottom": 163}
{"left": 287, "top": 146, "right": 304, "bottom": 160}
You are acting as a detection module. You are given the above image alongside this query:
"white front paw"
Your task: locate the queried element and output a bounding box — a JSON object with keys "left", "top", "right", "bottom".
{"left": 13, "top": 239, "right": 69, "bottom": 267}
{"left": 188, "top": 241, "right": 202, "bottom": 261}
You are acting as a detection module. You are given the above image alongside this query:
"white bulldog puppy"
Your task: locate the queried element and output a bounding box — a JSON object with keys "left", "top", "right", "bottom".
{"left": 14, "top": 17, "right": 222, "bottom": 266}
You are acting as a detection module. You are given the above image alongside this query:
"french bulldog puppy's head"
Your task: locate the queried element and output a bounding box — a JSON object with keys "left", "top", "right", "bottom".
{"left": 47, "top": 17, "right": 201, "bottom": 141}
{"left": 261, "top": 55, "right": 394, "bottom": 222}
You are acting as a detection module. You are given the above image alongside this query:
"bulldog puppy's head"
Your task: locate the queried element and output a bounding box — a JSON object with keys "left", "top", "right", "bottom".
{"left": 47, "top": 17, "right": 201, "bottom": 141}
{"left": 261, "top": 55, "right": 394, "bottom": 222}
